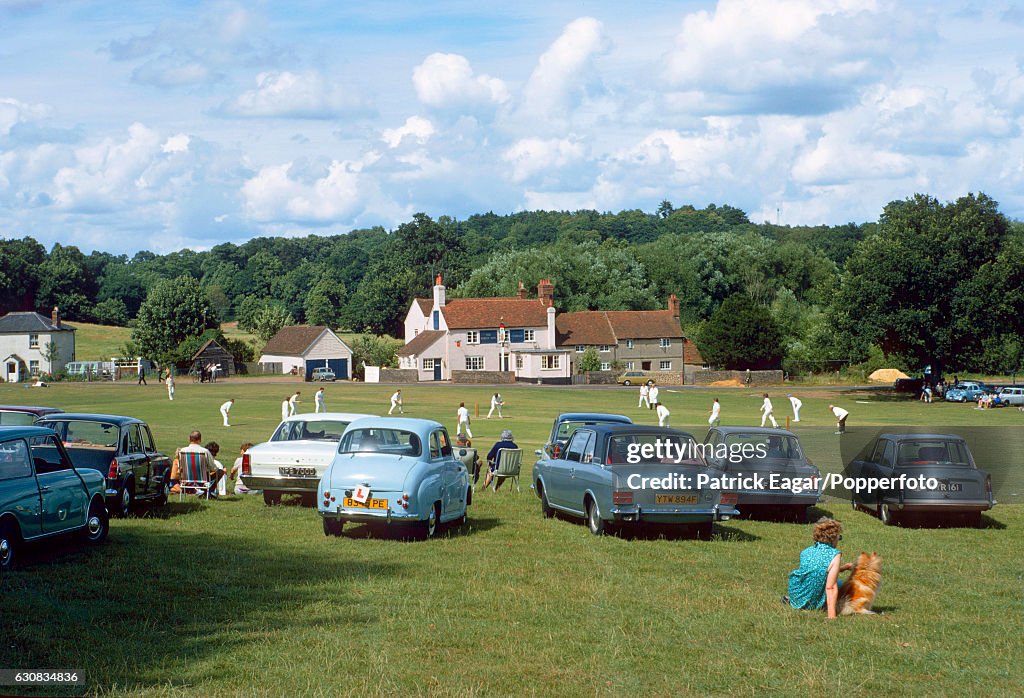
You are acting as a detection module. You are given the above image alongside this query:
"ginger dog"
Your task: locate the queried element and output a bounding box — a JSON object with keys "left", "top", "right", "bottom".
{"left": 837, "top": 551, "right": 882, "bottom": 615}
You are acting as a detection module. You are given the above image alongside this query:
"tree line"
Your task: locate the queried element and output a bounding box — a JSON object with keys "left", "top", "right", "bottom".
{"left": 3, "top": 194, "right": 1021, "bottom": 374}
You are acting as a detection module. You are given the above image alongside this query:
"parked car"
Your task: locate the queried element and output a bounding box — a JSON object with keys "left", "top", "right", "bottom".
{"left": 0, "top": 405, "right": 64, "bottom": 426}
{"left": 541, "top": 412, "right": 633, "bottom": 459}
{"left": 319, "top": 418, "right": 471, "bottom": 539}
{"left": 242, "top": 412, "right": 376, "bottom": 506}
{"left": 894, "top": 377, "right": 925, "bottom": 393}
{"left": 532, "top": 424, "right": 739, "bottom": 538}
{"left": 703, "top": 427, "right": 821, "bottom": 522}
{"left": 310, "top": 367, "right": 336, "bottom": 382}
{"left": 36, "top": 413, "right": 172, "bottom": 516}
{"left": 845, "top": 433, "right": 995, "bottom": 526}
{"left": 617, "top": 371, "right": 655, "bottom": 386}
{"left": 997, "top": 386, "right": 1024, "bottom": 406}
{"left": 0, "top": 425, "right": 108, "bottom": 571}
{"left": 944, "top": 381, "right": 991, "bottom": 403}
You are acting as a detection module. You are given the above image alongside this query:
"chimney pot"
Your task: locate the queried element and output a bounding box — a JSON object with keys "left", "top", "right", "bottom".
{"left": 52, "top": 306, "right": 60, "bottom": 328}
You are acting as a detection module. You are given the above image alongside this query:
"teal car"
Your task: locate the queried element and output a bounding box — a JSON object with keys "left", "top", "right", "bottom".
{"left": 0, "top": 426, "right": 109, "bottom": 571}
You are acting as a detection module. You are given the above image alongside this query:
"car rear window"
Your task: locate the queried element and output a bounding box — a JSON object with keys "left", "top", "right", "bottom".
{"left": 339, "top": 428, "right": 421, "bottom": 457}
{"left": 896, "top": 440, "right": 971, "bottom": 466}
{"left": 0, "top": 412, "right": 37, "bottom": 426}
{"left": 607, "top": 433, "right": 703, "bottom": 465}
{"left": 272, "top": 420, "right": 349, "bottom": 442}
{"left": 38, "top": 420, "right": 119, "bottom": 449}
{"left": 0, "top": 439, "right": 32, "bottom": 480}
{"left": 724, "top": 433, "right": 804, "bottom": 465}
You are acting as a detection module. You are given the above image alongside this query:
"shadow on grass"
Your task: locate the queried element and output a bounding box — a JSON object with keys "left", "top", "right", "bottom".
{"left": 130, "top": 500, "right": 207, "bottom": 519}
{"left": 1, "top": 527, "right": 399, "bottom": 694}
{"left": 711, "top": 523, "right": 760, "bottom": 542}
{"left": 842, "top": 387, "right": 924, "bottom": 403}
{"left": 895, "top": 513, "right": 1006, "bottom": 530}
{"left": 340, "top": 516, "right": 501, "bottom": 541}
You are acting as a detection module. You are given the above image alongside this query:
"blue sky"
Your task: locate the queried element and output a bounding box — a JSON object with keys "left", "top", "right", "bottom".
{"left": 2, "top": 0, "right": 1024, "bottom": 253}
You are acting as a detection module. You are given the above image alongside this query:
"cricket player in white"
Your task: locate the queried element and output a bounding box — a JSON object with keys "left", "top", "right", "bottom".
{"left": 656, "top": 403, "right": 671, "bottom": 427}
{"left": 639, "top": 383, "right": 650, "bottom": 408}
{"left": 648, "top": 383, "right": 660, "bottom": 408}
{"left": 487, "top": 393, "right": 503, "bottom": 418}
{"left": 760, "top": 393, "right": 778, "bottom": 428}
{"left": 829, "top": 404, "right": 849, "bottom": 434}
{"left": 288, "top": 391, "right": 301, "bottom": 416}
{"left": 220, "top": 399, "right": 233, "bottom": 427}
{"left": 788, "top": 394, "right": 802, "bottom": 422}
{"left": 314, "top": 387, "right": 325, "bottom": 413}
{"left": 165, "top": 372, "right": 175, "bottom": 401}
{"left": 389, "top": 390, "right": 404, "bottom": 415}
{"left": 457, "top": 402, "right": 473, "bottom": 438}
{"left": 709, "top": 398, "right": 721, "bottom": 427}
{"left": 281, "top": 398, "right": 290, "bottom": 421}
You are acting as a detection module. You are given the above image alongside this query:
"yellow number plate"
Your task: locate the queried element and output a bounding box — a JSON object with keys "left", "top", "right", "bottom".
{"left": 655, "top": 494, "right": 698, "bottom": 505}
{"left": 343, "top": 497, "right": 388, "bottom": 509}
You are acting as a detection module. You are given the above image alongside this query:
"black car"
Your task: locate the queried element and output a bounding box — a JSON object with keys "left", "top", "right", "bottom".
{"left": 845, "top": 433, "right": 995, "bottom": 527}
{"left": 35, "top": 413, "right": 172, "bottom": 516}
{"left": 0, "top": 405, "right": 64, "bottom": 426}
{"left": 893, "top": 377, "right": 925, "bottom": 393}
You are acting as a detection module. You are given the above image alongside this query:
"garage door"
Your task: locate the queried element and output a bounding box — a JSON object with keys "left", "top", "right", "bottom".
{"left": 305, "top": 358, "right": 349, "bottom": 380}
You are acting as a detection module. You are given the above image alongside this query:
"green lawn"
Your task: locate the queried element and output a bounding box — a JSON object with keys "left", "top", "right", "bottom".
{"left": 0, "top": 382, "right": 1020, "bottom": 696}
{"left": 68, "top": 322, "right": 133, "bottom": 361}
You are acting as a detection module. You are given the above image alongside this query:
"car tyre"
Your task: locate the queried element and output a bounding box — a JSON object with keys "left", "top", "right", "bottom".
{"left": 0, "top": 520, "right": 19, "bottom": 572}
{"left": 323, "top": 517, "right": 344, "bottom": 537}
{"left": 157, "top": 478, "right": 171, "bottom": 506}
{"left": 539, "top": 483, "right": 555, "bottom": 519}
{"left": 423, "top": 502, "right": 440, "bottom": 539}
{"left": 879, "top": 502, "right": 899, "bottom": 526}
{"left": 263, "top": 491, "right": 282, "bottom": 507}
{"left": 82, "top": 499, "right": 109, "bottom": 546}
{"left": 117, "top": 481, "right": 134, "bottom": 517}
{"left": 622, "top": 380, "right": 631, "bottom": 386}
{"left": 586, "top": 497, "right": 605, "bottom": 535}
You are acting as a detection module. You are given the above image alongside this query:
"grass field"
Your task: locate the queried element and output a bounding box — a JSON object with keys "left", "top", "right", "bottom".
{"left": 69, "top": 322, "right": 134, "bottom": 361}
{"left": 0, "top": 381, "right": 1020, "bottom": 697}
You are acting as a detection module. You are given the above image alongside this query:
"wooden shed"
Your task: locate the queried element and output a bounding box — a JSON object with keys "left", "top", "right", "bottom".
{"left": 191, "top": 338, "right": 235, "bottom": 376}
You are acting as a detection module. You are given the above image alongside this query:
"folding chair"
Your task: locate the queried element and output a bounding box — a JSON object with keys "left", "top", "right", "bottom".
{"left": 491, "top": 448, "right": 522, "bottom": 493}
{"left": 179, "top": 450, "right": 213, "bottom": 500}
{"left": 456, "top": 447, "right": 481, "bottom": 487}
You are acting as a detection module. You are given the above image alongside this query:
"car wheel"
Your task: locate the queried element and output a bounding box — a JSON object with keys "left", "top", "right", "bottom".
{"left": 263, "top": 491, "right": 282, "bottom": 507}
{"left": 300, "top": 492, "right": 317, "bottom": 507}
{"left": 879, "top": 503, "right": 898, "bottom": 526}
{"left": 117, "top": 482, "right": 134, "bottom": 517}
{"left": 423, "top": 502, "right": 440, "bottom": 539}
{"left": 0, "top": 520, "right": 19, "bottom": 572}
{"left": 157, "top": 479, "right": 171, "bottom": 506}
{"left": 539, "top": 483, "right": 555, "bottom": 518}
{"left": 586, "top": 497, "right": 605, "bottom": 535}
{"left": 323, "top": 517, "right": 344, "bottom": 537}
{"left": 623, "top": 380, "right": 631, "bottom": 386}
{"left": 82, "top": 499, "right": 109, "bottom": 546}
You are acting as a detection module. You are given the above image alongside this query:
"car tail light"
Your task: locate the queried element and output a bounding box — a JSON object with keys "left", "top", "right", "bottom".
{"left": 986, "top": 475, "right": 993, "bottom": 498}
{"left": 403, "top": 493, "right": 409, "bottom": 501}
{"left": 402, "top": 501, "right": 409, "bottom": 509}
{"left": 612, "top": 490, "right": 633, "bottom": 505}
{"left": 720, "top": 492, "right": 738, "bottom": 506}
{"left": 324, "top": 490, "right": 330, "bottom": 498}
{"left": 107, "top": 459, "right": 118, "bottom": 479}
{"left": 241, "top": 454, "right": 251, "bottom": 476}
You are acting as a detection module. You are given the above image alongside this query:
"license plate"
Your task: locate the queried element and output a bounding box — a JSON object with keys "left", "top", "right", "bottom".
{"left": 655, "top": 494, "right": 698, "bottom": 505}
{"left": 343, "top": 497, "right": 388, "bottom": 509}
{"left": 279, "top": 466, "right": 317, "bottom": 478}
{"left": 937, "top": 482, "right": 963, "bottom": 492}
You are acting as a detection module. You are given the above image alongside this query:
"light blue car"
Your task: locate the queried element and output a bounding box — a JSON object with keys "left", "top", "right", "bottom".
{"left": 318, "top": 418, "right": 471, "bottom": 539}
{"left": 944, "top": 381, "right": 990, "bottom": 403}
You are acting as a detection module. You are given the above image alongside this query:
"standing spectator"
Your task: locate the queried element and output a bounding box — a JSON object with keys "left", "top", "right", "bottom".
{"left": 205, "top": 441, "right": 227, "bottom": 497}
{"left": 457, "top": 401, "right": 473, "bottom": 438}
{"left": 829, "top": 405, "right": 849, "bottom": 434}
{"left": 708, "top": 398, "right": 722, "bottom": 428}
{"left": 487, "top": 392, "right": 504, "bottom": 419}
{"left": 788, "top": 394, "right": 803, "bottom": 422}
{"left": 165, "top": 371, "right": 175, "bottom": 401}
{"left": 220, "top": 399, "right": 234, "bottom": 427}
{"left": 657, "top": 402, "right": 671, "bottom": 427}
{"left": 389, "top": 390, "right": 404, "bottom": 415}
{"left": 761, "top": 393, "right": 779, "bottom": 428}
{"left": 920, "top": 386, "right": 932, "bottom": 403}
{"left": 137, "top": 361, "right": 147, "bottom": 385}
{"left": 648, "top": 382, "right": 660, "bottom": 410}
{"left": 230, "top": 442, "right": 259, "bottom": 495}
{"left": 288, "top": 391, "right": 301, "bottom": 416}
{"left": 638, "top": 383, "right": 650, "bottom": 409}
{"left": 281, "top": 397, "right": 290, "bottom": 421}
{"left": 483, "top": 429, "right": 518, "bottom": 490}
{"left": 314, "top": 387, "right": 326, "bottom": 413}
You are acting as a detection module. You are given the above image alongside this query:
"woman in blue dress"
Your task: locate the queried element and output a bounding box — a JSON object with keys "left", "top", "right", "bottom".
{"left": 786, "top": 518, "right": 852, "bottom": 619}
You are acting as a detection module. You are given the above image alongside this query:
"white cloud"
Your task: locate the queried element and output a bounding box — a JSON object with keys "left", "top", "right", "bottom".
{"left": 520, "top": 17, "right": 611, "bottom": 121}
{"left": 242, "top": 157, "right": 376, "bottom": 223}
{"left": 381, "top": 116, "right": 435, "bottom": 148}
{"left": 220, "top": 71, "right": 367, "bottom": 119}
{"left": 502, "top": 137, "right": 586, "bottom": 182}
{"left": 412, "top": 53, "right": 509, "bottom": 111}
{"left": 0, "top": 97, "right": 52, "bottom": 135}
{"left": 162, "top": 134, "right": 190, "bottom": 154}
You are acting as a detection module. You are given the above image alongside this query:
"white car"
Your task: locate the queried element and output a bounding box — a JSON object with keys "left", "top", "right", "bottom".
{"left": 240, "top": 412, "right": 376, "bottom": 506}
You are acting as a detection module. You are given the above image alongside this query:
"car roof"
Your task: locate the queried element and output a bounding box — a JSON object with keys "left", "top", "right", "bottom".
{"left": 556, "top": 413, "right": 633, "bottom": 423}
{"left": 0, "top": 425, "right": 57, "bottom": 439}
{"left": 878, "top": 433, "right": 967, "bottom": 441}
{"left": 0, "top": 405, "right": 64, "bottom": 415}
{"left": 585, "top": 424, "right": 696, "bottom": 439}
{"left": 36, "top": 413, "right": 142, "bottom": 426}
{"left": 710, "top": 426, "right": 799, "bottom": 437}
{"left": 280, "top": 412, "right": 376, "bottom": 422}
{"left": 344, "top": 416, "right": 446, "bottom": 434}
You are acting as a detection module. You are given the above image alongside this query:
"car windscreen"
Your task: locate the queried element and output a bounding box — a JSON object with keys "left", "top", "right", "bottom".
{"left": 724, "top": 433, "right": 804, "bottom": 465}
{"left": 272, "top": 419, "right": 350, "bottom": 442}
{"left": 606, "top": 433, "right": 703, "bottom": 465}
{"left": 38, "top": 420, "right": 119, "bottom": 449}
{"left": 339, "top": 428, "right": 421, "bottom": 457}
{"left": 896, "top": 440, "right": 971, "bottom": 466}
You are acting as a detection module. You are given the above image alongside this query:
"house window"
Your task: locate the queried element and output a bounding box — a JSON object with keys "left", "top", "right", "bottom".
{"left": 600, "top": 362, "right": 611, "bottom": 371}
{"left": 516, "top": 355, "right": 523, "bottom": 369}
{"left": 625, "top": 339, "right": 634, "bottom": 349}
{"left": 466, "top": 331, "right": 479, "bottom": 344}
{"left": 626, "top": 361, "right": 635, "bottom": 370}
{"left": 465, "top": 356, "right": 484, "bottom": 371}
{"left": 541, "top": 355, "right": 560, "bottom": 370}
{"left": 575, "top": 346, "right": 585, "bottom": 353}
{"left": 523, "top": 329, "right": 535, "bottom": 342}
{"left": 660, "top": 360, "right": 672, "bottom": 370}
{"left": 29, "top": 334, "right": 39, "bottom": 349}
{"left": 660, "top": 338, "right": 672, "bottom": 348}
{"left": 422, "top": 358, "right": 436, "bottom": 370}
{"left": 599, "top": 345, "right": 612, "bottom": 353}
{"left": 702, "top": 363, "right": 711, "bottom": 370}
{"left": 29, "top": 360, "right": 39, "bottom": 375}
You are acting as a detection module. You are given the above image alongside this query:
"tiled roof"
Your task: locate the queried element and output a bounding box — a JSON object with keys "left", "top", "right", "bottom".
{"left": 0, "top": 312, "right": 75, "bottom": 333}
{"left": 191, "top": 338, "right": 232, "bottom": 361}
{"left": 556, "top": 312, "right": 617, "bottom": 346}
{"left": 441, "top": 298, "right": 550, "bottom": 330}
{"left": 605, "top": 310, "right": 684, "bottom": 340}
{"left": 397, "top": 330, "right": 445, "bottom": 356}
{"left": 261, "top": 326, "right": 328, "bottom": 356}
{"left": 414, "top": 298, "right": 432, "bottom": 315}
{"left": 683, "top": 339, "right": 704, "bottom": 364}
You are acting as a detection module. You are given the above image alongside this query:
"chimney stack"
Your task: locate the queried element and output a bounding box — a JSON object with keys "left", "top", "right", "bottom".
{"left": 433, "top": 275, "right": 446, "bottom": 309}
{"left": 537, "top": 279, "right": 554, "bottom": 307}
{"left": 516, "top": 281, "right": 527, "bottom": 299}
{"left": 52, "top": 306, "right": 60, "bottom": 328}
{"left": 668, "top": 294, "right": 680, "bottom": 318}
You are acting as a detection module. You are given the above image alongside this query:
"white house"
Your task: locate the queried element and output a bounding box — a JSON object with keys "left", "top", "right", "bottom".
{"left": 258, "top": 325, "right": 354, "bottom": 380}
{"left": 0, "top": 307, "right": 76, "bottom": 382}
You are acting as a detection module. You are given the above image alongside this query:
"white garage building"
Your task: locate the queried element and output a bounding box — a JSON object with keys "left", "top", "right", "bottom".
{"left": 258, "top": 325, "right": 353, "bottom": 380}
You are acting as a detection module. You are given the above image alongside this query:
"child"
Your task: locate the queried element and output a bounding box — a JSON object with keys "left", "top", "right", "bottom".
{"left": 231, "top": 442, "right": 259, "bottom": 495}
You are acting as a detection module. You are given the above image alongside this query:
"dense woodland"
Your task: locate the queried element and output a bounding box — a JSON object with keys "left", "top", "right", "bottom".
{"left": 3, "top": 194, "right": 1023, "bottom": 374}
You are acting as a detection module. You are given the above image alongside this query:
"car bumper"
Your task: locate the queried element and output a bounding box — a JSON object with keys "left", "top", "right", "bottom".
{"left": 320, "top": 505, "right": 421, "bottom": 525}
{"left": 610, "top": 504, "right": 740, "bottom": 524}
{"left": 734, "top": 490, "right": 821, "bottom": 507}
{"left": 242, "top": 475, "right": 320, "bottom": 493}
{"left": 890, "top": 499, "right": 994, "bottom": 513}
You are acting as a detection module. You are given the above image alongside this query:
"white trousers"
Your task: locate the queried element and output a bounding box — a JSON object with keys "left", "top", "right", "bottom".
{"left": 458, "top": 419, "right": 473, "bottom": 438}
{"left": 761, "top": 410, "right": 778, "bottom": 428}
{"left": 221, "top": 407, "right": 230, "bottom": 426}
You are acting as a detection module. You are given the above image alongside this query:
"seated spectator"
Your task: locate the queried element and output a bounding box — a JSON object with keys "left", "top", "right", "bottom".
{"left": 484, "top": 429, "right": 519, "bottom": 491}
{"left": 177, "top": 430, "right": 215, "bottom": 497}
{"left": 455, "top": 432, "right": 482, "bottom": 484}
{"left": 230, "top": 442, "right": 259, "bottom": 495}
{"left": 206, "top": 442, "right": 227, "bottom": 496}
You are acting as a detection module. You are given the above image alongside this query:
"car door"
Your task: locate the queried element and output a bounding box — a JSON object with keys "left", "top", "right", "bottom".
{"left": 573, "top": 431, "right": 606, "bottom": 508}
{"left": 432, "top": 430, "right": 464, "bottom": 517}
{"left": 872, "top": 440, "right": 897, "bottom": 507}
{"left": 29, "top": 434, "right": 89, "bottom": 535}
{"left": 124, "top": 425, "right": 151, "bottom": 497}
{"left": 0, "top": 438, "right": 43, "bottom": 538}
{"left": 140, "top": 425, "right": 169, "bottom": 494}
{"left": 552, "top": 430, "right": 590, "bottom": 513}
